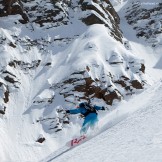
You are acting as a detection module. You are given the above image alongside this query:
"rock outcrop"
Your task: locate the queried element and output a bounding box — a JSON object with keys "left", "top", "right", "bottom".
{"left": 125, "top": 1, "right": 162, "bottom": 47}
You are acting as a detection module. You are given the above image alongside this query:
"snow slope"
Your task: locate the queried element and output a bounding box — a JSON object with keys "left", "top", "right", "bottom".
{"left": 0, "top": 0, "right": 162, "bottom": 161}
{"left": 0, "top": 23, "right": 146, "bottom": 162}
{"left": 44, "top": 80, "right": 162, "bottom": 162}
{"left": 41, "top": 1, "right": 162, "bottom": 162}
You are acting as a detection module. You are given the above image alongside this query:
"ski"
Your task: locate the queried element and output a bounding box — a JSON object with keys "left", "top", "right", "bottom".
{"left": 42, "top": 135, "right": 87, "bottom": 162}
{"left": 66, "top": 135, "right": 87, "bottom": 147}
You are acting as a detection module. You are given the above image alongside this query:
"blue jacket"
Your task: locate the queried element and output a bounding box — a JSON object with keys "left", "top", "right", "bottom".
{"left": 69, "top": 105, "right": 103, "bottom": 123}
{"left": 69, "top": 105, "right": 103, "bottom": 116}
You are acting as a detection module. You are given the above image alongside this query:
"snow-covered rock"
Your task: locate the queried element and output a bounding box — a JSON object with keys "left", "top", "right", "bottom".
{"left": 123, "top": 0, "right": 162, "bottom": 47}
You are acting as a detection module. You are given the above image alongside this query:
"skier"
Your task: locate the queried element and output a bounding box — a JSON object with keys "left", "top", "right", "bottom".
{"left": 66, "top": 102, "right": 105, "bottom": 134}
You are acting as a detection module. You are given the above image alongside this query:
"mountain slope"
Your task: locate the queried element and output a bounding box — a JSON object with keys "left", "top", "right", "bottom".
{"left": 0, "top": 23, "right": 146, "bottom": 162}
{"left": 112, "top": 0, "right": 162, "bottom": 47}
{"left": 45, "top": 80, "right": 162, "bottom": 162}
{"left": 0, "top": 0, "right": 146, "bottom": 135}
{"left": 0, "top": 0, "right": 162, "bottom": 161}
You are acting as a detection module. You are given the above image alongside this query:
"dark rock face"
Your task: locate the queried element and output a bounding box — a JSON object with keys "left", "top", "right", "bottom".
{"left": 36, "top": 136, "right": 45, "bottom": 143}
{"left": 125, "top": 2, "right": 162, "bottom": 47}
{"left": 80, "top": 0, "right": 122, "bottom": 42}
{"left": 0, "top": 82, "right": 9, "bottom": 115}
{"left": 0, "top": 109, "right": 5, "bottom": 115}
{"left": 52, "top": 61, "right": 145, "bottom": 106}
{"left": 0, "top": 0, "right": 29, "bottom": 23}
{"left": 0, "top": 0, "right": 122, "bottom": 42}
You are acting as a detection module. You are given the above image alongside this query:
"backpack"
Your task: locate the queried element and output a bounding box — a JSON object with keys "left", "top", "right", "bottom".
{"left": 81, "top": 102, "right": 97, "bottom": 116}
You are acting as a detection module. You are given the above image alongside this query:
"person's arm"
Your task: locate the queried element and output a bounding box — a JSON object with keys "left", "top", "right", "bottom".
{"left": 66, "top": 108, "right": 81, "bottom": 114}
{"left": 94, "top": 105, "right": 105, "bottom": 111}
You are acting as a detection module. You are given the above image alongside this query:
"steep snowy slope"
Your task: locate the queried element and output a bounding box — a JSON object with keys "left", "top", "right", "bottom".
{"left": 42, "top": 1, "right": 162, "bottom": 161}
{"left": 0, "top": 0, "right": 162, "bottom": 161}
{"left": 0, "top": 23, "right": 146, "bottom": 162}
{"left": 44, "top": 80, "right": 162, "bottom": 162}
{"left": 0, "top": 0, "right": 126, "bottom": 117}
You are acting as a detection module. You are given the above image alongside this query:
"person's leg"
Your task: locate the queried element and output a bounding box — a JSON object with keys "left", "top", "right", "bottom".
{"left": 80, "top": 119, "right": 90, "bottom": 135}
{"left": 80, "top": 114, "right": 98, "bottom": 135}
{"left": 89, "top": 117, "right": 98, "bottom": 130}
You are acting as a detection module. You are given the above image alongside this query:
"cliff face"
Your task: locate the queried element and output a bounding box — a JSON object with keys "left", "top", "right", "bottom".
{"left": 0, "top": 0, "right": 122, "bottom": 40}
{"left": 0, "top": 0, "right": 146, "bottom": 140}
{"left": 124, "top": 1, "right": 162, "bottom": 47}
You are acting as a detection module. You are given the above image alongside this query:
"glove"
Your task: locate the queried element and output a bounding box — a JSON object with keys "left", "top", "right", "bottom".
{"left": 101, "top": 106, "right": 105, "bottom": 110}
{"left": 66, "top": 110, "right": 70, "bottom": 113}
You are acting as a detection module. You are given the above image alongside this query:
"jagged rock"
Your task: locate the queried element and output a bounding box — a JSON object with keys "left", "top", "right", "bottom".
{"left": 8, "top": 42, "right": 16, "bottom": 48}
{"left": 8, "top": 60, "right": 41, "bottom": 71}
{"left": 131, "top": 80, "right": 143, "bottom": 89}
{"left": 140, "top": 63, "right": 145, "bottom": 73}
{"left": 36, "top": 137, "right": 45, "bottom": 143}
{"left": 36, "top": 134, "right": 45, "bottom": 143}
{"left": 45, "top": 62, "right": 52, "bottom": 66}
{"left": 0, "top": 82, "right": 9, "bottom": 114}
{"left": 80, "top": 0, "right": 122, "bottom": 42}
{"left": 0, "top": 0, "right": 29, "bottom": 23}
{"left": 3, "top": 89, "right": 9, "bottom": 103}
{"left": 125, "top": 2, "right": 162, "bottom": 47}
{"left": 82, "top": 14, "right": 105, "bottom": 25}
{"left": 114, "top": 80, "right": 127, "bottom": 87}
{"left": 53, "top": 67, "right": 139, "bottom": 106}
{"left": 104, "top": 90, "right": 121, "bottom": 105}
{"left": 0, "top": 0, "right": 122, "bottom": 42}
{"left": 0, "top": 110, "right": 5, "bottom": 114}
{"left": 4, "top": 75, "right": 17, "bottom": 84}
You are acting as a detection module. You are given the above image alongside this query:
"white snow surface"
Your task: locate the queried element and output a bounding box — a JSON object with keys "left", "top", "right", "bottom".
{"left": 43, "top": 80, "right": 162, "bottom": 162}
{"left": 1, "top": 0, "right": 162, "bottom": 162}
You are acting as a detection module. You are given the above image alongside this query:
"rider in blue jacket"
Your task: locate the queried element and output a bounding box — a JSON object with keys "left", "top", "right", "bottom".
{"left": 66, "top": 102, "right": 105, "bottom": 134}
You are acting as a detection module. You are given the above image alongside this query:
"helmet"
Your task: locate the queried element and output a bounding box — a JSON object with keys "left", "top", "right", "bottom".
{"left": 79, "top": 102, "right": 89, "bottom": 107}
{"left": 79, "top": 102, "right": 87, "bottom": 107}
